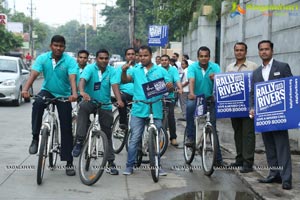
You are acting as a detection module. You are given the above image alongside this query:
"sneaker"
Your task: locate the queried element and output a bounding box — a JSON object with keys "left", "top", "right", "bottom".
{"left": 29, "top": 139, "right": 38, "bottom": 154}
{"left": 184, "top": 137, "right": 195, "bottom": 147}
{"left": 106, "top": 161, "right": 119, "bottom": 175}
{"left": 123, "top": 166, "right": 133, "bottom": 175}
{"left": 171, "top": 139, "right": 179, "bottom": 147}
{"left": 159, "top": 168, "right": 167, "bottom": 176}
{"left": 177, "top": 118, "right": 186, "bottom": 121}
{"left": 72, "top": 142, "right": 82, "bottom": 157}
{"left": 66, "top": 164, "right": 76, "bottom": 176}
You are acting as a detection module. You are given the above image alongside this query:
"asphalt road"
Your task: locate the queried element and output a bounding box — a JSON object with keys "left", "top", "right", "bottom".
{"left": 0, "top": 78, "right": 257, "bottom": 200}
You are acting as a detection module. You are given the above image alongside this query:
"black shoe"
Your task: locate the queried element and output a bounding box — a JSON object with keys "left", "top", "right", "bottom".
{"left": 106, "top": 162, "right": 119, "bottom": 175}
{"left": 214, "top": 161, "right": 226, "bottom": 167}
{"left": 185, "top": 138, "right": 195, "bottom": 147}
{"left": 29, "top": 139, "right": 38, "bottom": 154}
{"left": 229, "top": 162, "right": 243, "bottom": 167}
{"left": 66, "top": 164, "right": 76, "bottom": 176}
{"left": 282, "top": 181, "right": 292, "bottom": 190}
{"left": 239, "top": 165, "right": 253, "bottom": 173}
{"left": 177, "top": 118, "right": 186, "bottom": 121}
{"left": 258, "top": 175, "right": 282, "bottom": 183}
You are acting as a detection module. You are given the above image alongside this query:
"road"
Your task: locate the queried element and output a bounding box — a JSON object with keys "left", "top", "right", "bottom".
{"left": 0, "top": 79, "right": 258, "bottom": 200}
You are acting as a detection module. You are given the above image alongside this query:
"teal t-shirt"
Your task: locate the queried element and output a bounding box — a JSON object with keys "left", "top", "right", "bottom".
{"left": 128, "top": 64, "right": 171, "bottom": 119}
{"left": 187, "top": 61, "right": 221, "bottom": 97}
{"left": 32, "top": 52, "right": 78, "bottom": 97}
{"left": 80, "top": 63, "right": 117, "bottom": 110}
{"left": 164, "top": 65, "right": 180, "bottom": 99}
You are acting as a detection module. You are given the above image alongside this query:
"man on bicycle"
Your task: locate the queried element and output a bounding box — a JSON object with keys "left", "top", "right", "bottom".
{"left": 72, "top": 49, "right": 124, "bottom": 175}
{"left": 115, "top": 48, "right": 138, "bottom": 131}
{"left": 22, "top": 35, "right": 78, "bottom": 176}
{"left": 184, "top": 46, "right": 224, "bottom": 167}
{"left": 121, "top": 45, "right": 172, "bottom": 175}
{"left": 160, "top": 54, "right": 183, "bottom": 146}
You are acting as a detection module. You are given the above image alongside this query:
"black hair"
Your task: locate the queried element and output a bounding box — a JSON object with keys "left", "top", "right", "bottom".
{"left": 161, "top": 54, "right": 170, "bottom": 60}
{"left": 173, "top": 52, "right": 179, "bottom": 58}
{"left": 95, "top": 49, "right": 109, "bottom": 57}
{"left": 156, "top": 55, "right": 161, "bottom": 59}
{"left": 139, "top": 45, "right": 152, "bottom": 55}
{"left": 77, "top": 49, "right": 89, "bottom": 57}
{"left": 183, "top": 54, "right": 189, "bottom": 60}
{"left": 51, "top": 35, "right": 66, "bottom": 45}
{"left": 197, "top": 46, "right": 210, "bottom": 57}
{"left": 182, "top": 59, "right": 188, "bottom": 66}
{"left": 125, "top": 48, "right": 135, "bottom": 56}
{"left": 258, "top": 40, "right": 274, "bottom": 50}
{"left": 234, "top": 42, "right": 248, "bottom": 51}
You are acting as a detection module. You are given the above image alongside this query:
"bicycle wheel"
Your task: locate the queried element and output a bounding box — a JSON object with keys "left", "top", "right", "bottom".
{"left": 71, "top": 114, "right": 77, "bottom": 144}
{"left": 37, "top": 128, "right": 49, "bottom": 185}
{"left": 112, "top": 114, "right": 127, "bottom": 154}
{"left": 201, "top": 125, "right": 217, "bottom": 176}
{"left": 159, "top": 128, "right": 169, "bottom": 157}
{"left": 79, "top": 129, "right": 108, "bottom": 186}
{"left": 49, "top": 120, "right": 59, "bottom": 168}
{"left": 148, "top": 128, "right": 160, "bottom": 183}
{"left": 183, "top": 128, "right": 195, "bottom": 165}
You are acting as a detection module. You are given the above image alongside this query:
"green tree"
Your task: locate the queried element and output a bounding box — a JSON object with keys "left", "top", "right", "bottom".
{"left": 0, "top": 26, "right": 23, "bottom": 54}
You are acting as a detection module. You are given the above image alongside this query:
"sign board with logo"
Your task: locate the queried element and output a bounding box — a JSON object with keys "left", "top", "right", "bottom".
{"left": 194, "top": 94, "right": 206, "bottom": 117}
{"left": 215, "top": 72, "right": 252, "bottom": 118}
{"left": 148, "top": 25, "right": 168, "bottom": 47}
{"left": 254, "top": 76, "right": 300, "bottom": 132}
{"left": 142, "top": 78, "right": 167, "bottom": 99}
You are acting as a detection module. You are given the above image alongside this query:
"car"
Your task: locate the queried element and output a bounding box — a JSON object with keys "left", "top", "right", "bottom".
{"left": 0, "top": 55, "right": 33, "bottom": 106}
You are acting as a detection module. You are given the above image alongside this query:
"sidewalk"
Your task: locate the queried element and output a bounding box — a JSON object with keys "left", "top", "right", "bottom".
{"left": 175, "top": 106, "right": 300, "bottom": 200}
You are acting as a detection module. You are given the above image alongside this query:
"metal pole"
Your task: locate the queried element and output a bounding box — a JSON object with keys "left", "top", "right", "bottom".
{"left": 29, "top": 0, "right": 34, "bottom": 57}
{"left": 84, "top": 24, "right": 87, "bottom": 49}
{"left": 129, "top": 0, "right": 135, "bottom": 47}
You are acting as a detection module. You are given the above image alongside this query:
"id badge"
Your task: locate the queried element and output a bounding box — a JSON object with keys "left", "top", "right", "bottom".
{"left": 94, "top": 82, "right": 101, "bottom": 91}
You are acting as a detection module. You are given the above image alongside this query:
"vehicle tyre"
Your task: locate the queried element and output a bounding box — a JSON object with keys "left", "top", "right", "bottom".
{"left": 12, "top": 89, "right": 22, "bottom": 106}
{"left": 112, "top": 114, "right": 127, "bottom": 154}
{"left": 49, "top": 120, "right": 59, "bottom": 168}
{"left": 201, "top": 125, "right": 217, "bottom": 176}
{"left": 183, "top": 128, "right": 195, "bottom": 165}
{"left": 79, "top": 129, "right": 108, "bottom": 186}
{"left": 37, "top": 128, "right": 49, "bottom": 185}
{"left": 148, "top": 128, "right": 159, "bottom": 183}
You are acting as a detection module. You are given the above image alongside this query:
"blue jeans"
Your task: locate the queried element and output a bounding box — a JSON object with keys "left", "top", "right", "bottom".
{"left": 126, "top": 116, "right": 162, "bottom": 168}
{"left": 186, "top": 99, "right": 223, "bottom": 162}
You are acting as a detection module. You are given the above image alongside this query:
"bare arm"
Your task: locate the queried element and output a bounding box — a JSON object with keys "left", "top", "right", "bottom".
{"left": 78, "top": 78, "right": 90, "bottom": 101}
{"left": 21, "top": 70, "right": 40, "bottom": 98}
{"left": 188, "top": 78, "right": 196, "bottom": 100}
{"left": 69, "top": 74, "right": 78, "bottom": 102}
{"left": 176, "top": 81, "right": 183, "bottom": 94}
{"left": 112, "top": 84, "right": 124, "bottom": 108}
{"left": 121, "top": 63, "right": 133, "bottom": 83}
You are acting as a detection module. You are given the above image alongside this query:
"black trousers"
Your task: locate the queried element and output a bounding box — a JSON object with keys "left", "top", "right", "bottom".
{"left": 32, "top": 90, "right": 73, "bottom": 161}
{"left": 165, "top": 101, "right": 177, "bottom": 140}
{"left": 231, "top": 117, "right": 255, "bottom": 166}
{"left": 118, "top": 92, "right": 133, "bottom": 127}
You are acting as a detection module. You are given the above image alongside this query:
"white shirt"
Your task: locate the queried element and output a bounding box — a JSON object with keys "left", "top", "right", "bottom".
{"left": 262, "top": 58, "right": 273, "bottom": 81}
{"left": 181, "top": 68, "right": 189, "bottom": 92}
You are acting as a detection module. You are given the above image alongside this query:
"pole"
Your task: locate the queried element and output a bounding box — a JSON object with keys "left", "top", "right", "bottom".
{"left": 84, "top": 24, "right": 87, "bottom": 49}
{"left": 29, "top": 0, "right": 34, "bottom": 57}
{"left": 129, "top": 0, "right": 135, "bottom": 47}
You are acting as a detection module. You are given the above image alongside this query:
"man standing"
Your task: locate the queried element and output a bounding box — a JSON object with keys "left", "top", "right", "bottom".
{"left": 160, "top": 54, "right": 182, "bottom": 146}
{"left": 250, "top": 40, "right": 293, "bottom": 190}
{"left": 121, "top": 46, "right": 172, "bottom": 175}
{"left": 155, "top": 56, "right": 161, "bottom": 65}
{"left": 72, "top": 49, "right": 124, "bottom": 175}
{"left": 22, "top": 35, "right": 78, "bottom": 176}
{"left": 184, "top": 46, "right": 224, "bottom": 166}
{"left": 172, "top": 52, "right": 183, "bottom": 74}
{"left": 226, "top": 42, "right": 258, "bottom": 173}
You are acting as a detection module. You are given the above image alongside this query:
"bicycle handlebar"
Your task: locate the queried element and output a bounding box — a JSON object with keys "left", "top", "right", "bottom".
{"left": 33, "top": 95, "right": 69, "bottom": 104}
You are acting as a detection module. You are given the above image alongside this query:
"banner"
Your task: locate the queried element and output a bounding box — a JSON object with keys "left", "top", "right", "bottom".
{"left": 215, "top": 72, "right": 252, "bottom": 118}
{"left": 142, "top": 78, "right": 168, "bottom": 99}
{"left": 254, "top": 76, "right": 300, "bottom": 132}
{"left": 148, "top": 25, "right": 168, "bottom": 47}
{"left": 194, "top": 94, "right": 206, "bottom": 117}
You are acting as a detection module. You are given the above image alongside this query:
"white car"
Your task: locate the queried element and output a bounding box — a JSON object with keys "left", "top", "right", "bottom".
{"left": 0, "top": 56, "right": 33, "bottom": 106}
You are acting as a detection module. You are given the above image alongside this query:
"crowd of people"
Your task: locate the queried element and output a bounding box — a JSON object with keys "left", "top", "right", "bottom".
{"left": 21, "top": 35, "right": 293, "bottom": 190}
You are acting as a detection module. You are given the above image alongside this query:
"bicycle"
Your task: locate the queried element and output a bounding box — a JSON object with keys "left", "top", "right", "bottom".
{"left": 34, "top": 95, "right": 68, "bottom": 185}
{"left": 78, "top": 99, "right": 109, "bottom": 186}
{"left": 128, "top": 98, "right": 164, "bottom": 182}
{"left": 183, "top": 96, "right": 217, "bottom": 176}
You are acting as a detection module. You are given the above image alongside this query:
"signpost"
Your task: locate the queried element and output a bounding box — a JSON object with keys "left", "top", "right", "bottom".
{"left": 148, "top": 25, "right": 168, "bottom": 47}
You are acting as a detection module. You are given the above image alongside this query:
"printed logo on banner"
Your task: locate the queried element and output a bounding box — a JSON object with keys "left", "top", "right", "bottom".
{"left": 255, "top": 80, "right": 286, "bottom": 114}
{"left": 216, "top": 73, "right": 245, "bottom": 102}
{"left": 215, "top": 72, "right": 251, "bottom": 118}
{"left": 148, "top": 25, "right": 168, "bottom": 47}
{"left": 142, "top": 78, "right": 167, "bottom": 99}
{"left": 194, "top": 94, "right": 206, "bottom": 117}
